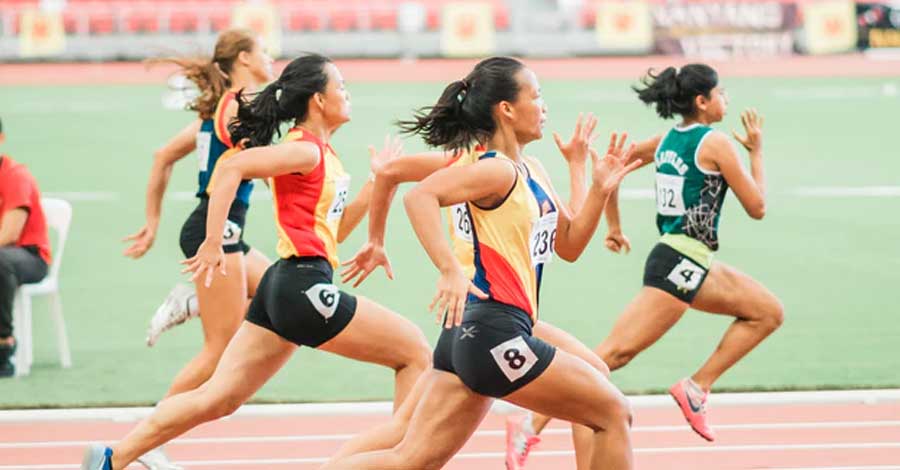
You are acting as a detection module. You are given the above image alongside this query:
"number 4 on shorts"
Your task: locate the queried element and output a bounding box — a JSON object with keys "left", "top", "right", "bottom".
{"left": 490, "top": 336, "right": 539, "bottom": 382}
{"left": 666, "top": 258, "right": 705, "bottom": 292}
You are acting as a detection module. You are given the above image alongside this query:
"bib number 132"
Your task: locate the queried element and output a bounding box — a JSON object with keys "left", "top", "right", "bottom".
{"left": 656, "top": 173, "right": 686, "bottom": 216}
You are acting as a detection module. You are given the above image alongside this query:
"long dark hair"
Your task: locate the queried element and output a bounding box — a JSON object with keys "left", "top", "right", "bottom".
{"left": 229, "top": 53, "right": 332, "bottom": 149}
{"left": 633, "top": 64, "right": 718, "bottom": 119}
{"left": 398, "top": 56, "right": 525, "bottom": 152}
{"left": 148, "top": 29, "right": 257, "bottom": 120}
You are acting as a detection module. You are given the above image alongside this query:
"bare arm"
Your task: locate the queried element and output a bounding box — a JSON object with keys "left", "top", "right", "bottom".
{"left": 123, "top": 119, "right": 201, "bottom": 258}
{"left": 704, "top": 110, "right": 766, "bottom": 219}
{"left": 0, "top": 209, "right": 28, "bottom": 247}
{"left": 336, "top": 179, "right": 373, "bottom": 243}
{"left": 535, "top": 134, "right": 640, "bottom": 262}
{"left": 403, "top": 159, "right": 514, "bottom": 328}
{"left": 340, "top": 150, "right": 456, "bottom": 286}
{"left": 552, "top": 113, "right": 598, "bottom": 214}
{"left": 183, "top": 141, "right": 321, "bottom": 286}
{"left": 603, "top": 133, "right": 662, "bottom": 253}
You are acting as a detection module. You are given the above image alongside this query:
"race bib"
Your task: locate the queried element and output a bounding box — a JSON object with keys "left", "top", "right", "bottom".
{"left": 489, "top": 336, "right": 539, "bottom": 383}
{"left": 530, "top": 212, "right": 558, "bottom": 265}
{"left": 656, "top": 173, "right": 686, "bottom": 216}
{"left": 222, "top": 220, "right": 242, "bottom": 246}
{"left": 196, "top": 131, "right": 212, "bottom": 172}
{"left": 327, "top": 175, "right": 351, "bottom": 222}
{"left": 666, "top": 258, "right": 706, "bottom": 292}
{"left": 450, "top": 203, "right": 473, "bottom": 243}
{"left": 304, "top": 283, "right": 341, "bottom": 320}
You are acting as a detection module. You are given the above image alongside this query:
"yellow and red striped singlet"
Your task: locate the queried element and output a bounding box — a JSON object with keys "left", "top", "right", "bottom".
{"left": 468, "top": 152, "right": 557, "bottom": 322}
{"left": 444, "top": 145, "right": 485, "bottom": 278}
{"left": 271, "top": 127, "right": 350, "bottom": 268}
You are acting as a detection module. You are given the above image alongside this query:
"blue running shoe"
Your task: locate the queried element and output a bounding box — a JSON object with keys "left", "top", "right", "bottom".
{"left": 81, "top": 444, "right": 113, "bottom": 470}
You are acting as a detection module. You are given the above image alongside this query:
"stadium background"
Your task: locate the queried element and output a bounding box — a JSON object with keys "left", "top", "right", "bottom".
{"left": 0, "top": 0, "right": 898, "bottom": 409}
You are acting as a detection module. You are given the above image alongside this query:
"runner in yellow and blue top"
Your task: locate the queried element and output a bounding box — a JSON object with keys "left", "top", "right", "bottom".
{"left": 331, "top": 116, "right": 613, "bottom": 470}
{"left": 117, "top": 29, "right": 275, "bottom": 470}
{"left": 591, "top": 64, "right": 784, "bottom": 443}
{"left": 322, "top": 56, "right": 640, "bottom": 470}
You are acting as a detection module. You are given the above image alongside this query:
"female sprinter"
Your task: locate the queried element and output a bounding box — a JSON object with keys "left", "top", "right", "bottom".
{"left": 333, "top": 112, "right": 614, "bottom": 470}
{"left": 120, "top": 29, "right": 273, "bottom": 470}
{"left": 82, "top": 53, "right": 431, "bottom": 470}
{"left": 594, "top": 64, "right": 784, "bottom": 441}
{"left": 321, "top": 56, "right": 638, "bottom": 470}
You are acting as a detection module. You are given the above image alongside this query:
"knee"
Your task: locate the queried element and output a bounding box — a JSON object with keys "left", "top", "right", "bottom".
{"left": 760, "top": 299, "right": 785, "bottom": 333}
{"left": 587, "top": 389, "right": 632, "bottom": 432}
{"left": 597, "top": 343, "right": 639, "bottom": 371}
{"left": 197, "top": 388, "right": 244, "bottom": 421}
{"left": 400, "top": 335, "right": 432, "bottom": 373}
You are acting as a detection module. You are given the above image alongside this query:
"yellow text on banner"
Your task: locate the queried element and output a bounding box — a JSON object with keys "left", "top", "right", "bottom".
{"left": 19, "top": 9, "right": 66, "bottom": 58}
{"left": 441, "top": 2, "right": 496, "bottom": 57}
{"left": 231, "top": 2, "right": 282, "bottom": 58}
{"left": 803, "top": 0, "right": 858, "bottom": 55}
{"left": 595, "top": 1, "right": 652, "bottom": 52}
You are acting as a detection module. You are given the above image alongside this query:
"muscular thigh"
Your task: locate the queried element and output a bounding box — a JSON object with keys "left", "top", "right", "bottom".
{"left": 533, "top": 321, "right": 609, "bottom": 377}
{"left": 691, "top": 262, "right": 780, "bottom": 320}
{"left": 243, "top": 248, "right": 270, "bottom": 298}
{"left": 195, "top": 252, "right": 247, "bottom": 344}
{"left": 318, "top": 296, "right": 428, "bottom": 369}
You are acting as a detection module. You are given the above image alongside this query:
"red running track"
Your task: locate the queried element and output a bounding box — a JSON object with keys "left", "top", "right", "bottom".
{"left": 1, "top": 401, "right": 899, "bottom": 470}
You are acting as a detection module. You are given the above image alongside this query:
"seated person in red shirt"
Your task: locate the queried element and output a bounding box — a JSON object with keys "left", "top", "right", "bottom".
{"left": 0, "top": 117, "right": 51, "bottom": 377}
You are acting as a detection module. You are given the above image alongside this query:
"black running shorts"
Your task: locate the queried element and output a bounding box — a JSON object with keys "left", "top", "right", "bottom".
{"left": 433, "top": 301, "right": 556, "bottom": 398}
{"left": 245, "top": 257, "right": 357, "bottom": 348}
{"left": 179, "top": 197, "right": 251, "bottom": 257}
{"left": 642, "top": 242, "right": 709, "bottom": 303}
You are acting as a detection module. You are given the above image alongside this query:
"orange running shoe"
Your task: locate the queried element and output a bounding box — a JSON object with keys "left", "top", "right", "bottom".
{"left": 669, "top": 378, "right": 716, "bottom": 442}
{"left": 505, "top": 414, "right": 541, "bottom": 469}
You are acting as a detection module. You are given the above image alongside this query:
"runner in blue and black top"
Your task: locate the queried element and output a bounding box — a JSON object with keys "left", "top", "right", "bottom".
{"left": 118, "top": 28, "right": 275, "bottom": 470}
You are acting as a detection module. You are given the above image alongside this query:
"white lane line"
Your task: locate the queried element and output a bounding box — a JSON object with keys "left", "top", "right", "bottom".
{"left": 4, "top": 420, "right": 900, "bottom": 449}
{"left": 6, "top": 443, "right": 900, "bottom": 469}
{"left": 4, "top": 388, "right": 900, "bottom": 423}
{"left": 766, "top": 467, "right": 900, "bottom": 470}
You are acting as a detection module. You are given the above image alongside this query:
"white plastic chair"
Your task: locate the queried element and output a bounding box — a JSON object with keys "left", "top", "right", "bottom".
{"left": 12, "top": 198, "right": 72, "bottom": 377}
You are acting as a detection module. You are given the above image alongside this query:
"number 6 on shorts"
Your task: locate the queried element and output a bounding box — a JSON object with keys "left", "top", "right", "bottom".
{"left": 490, "top": 336, "right": 539, "bottom": 382}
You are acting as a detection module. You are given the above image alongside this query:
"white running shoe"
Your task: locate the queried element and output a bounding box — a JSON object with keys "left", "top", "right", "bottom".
{"left": 146, "top": 284, "right": 197, "bottom": 347}
{"left": 136, "top": 447, "right": 183, "bottom": 470}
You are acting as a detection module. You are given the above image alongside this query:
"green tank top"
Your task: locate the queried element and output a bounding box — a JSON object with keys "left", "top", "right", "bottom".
{"left": 654, "top": 123, "right": 729, "bottom": 251}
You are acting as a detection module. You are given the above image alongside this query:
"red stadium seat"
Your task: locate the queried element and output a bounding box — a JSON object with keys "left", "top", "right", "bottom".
{"left": 329, "top": 7, "right": 358, "bottom": 32}
{"left": 168, "top": 6, "right": 200, "bottom": 34}
{"left": 370, "top": 7, "right": 398, "bottom": 31}
{"left": 123, "top": 6, "right": 159, "bottom": 34}
{"left": 87, "top": 8, "right": 116, "bottom": 35}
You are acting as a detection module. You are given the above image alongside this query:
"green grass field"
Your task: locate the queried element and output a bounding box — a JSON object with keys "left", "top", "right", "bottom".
{"left": 0, "top": 76, "right": 897, "bottom": 408}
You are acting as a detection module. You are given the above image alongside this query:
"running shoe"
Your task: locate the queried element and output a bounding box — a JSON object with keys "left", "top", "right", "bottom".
{"left": 137, "top": 446, "right": 184, "bottom": 470}
{"left": 146, "top": 284, "right": 197, "bottom": 347}
{"left": 81, "top": 444, "right": 112, "bottom": 470}
{"left": 505, "top": 414, "right": 541, "bottom": 469}
{"left": 669, "top": 377, "right": 716, "bottom": 441}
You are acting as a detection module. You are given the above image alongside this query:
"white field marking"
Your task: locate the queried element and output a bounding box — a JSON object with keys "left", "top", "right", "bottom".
{"left": 790, "top": 186, "right": 900, "bottom": 197}
{"left": 6, "top": 443, "right": 900, "bottom": 469}
{"left": 3, "top": 420, "right": 900, "bottom": 449}
{"left": 42, "top": 191, "right": 118, "bottom": 202}
{"left": 773, "top": 84, "right": 900, "bottom": 100}
{"left": 167, "top": 190, "right": 272, "bottom": 201}
{"left": 3, "top": 389, "right": 900, "bottom": 423}
{"left": 41, "top": 185, "right": 900, "bottom": 204}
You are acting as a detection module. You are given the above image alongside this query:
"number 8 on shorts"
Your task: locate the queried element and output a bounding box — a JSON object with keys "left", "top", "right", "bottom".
{"left": 490, "top": 336, "right": 539, "bottom": 382}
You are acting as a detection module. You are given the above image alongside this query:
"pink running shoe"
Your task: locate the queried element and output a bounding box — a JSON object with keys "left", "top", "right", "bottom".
{"left": 669, "top": 378, "right": 716, "bottom": 442}
{"left": 505, "top": 414, "right": 541, "bottom": 469}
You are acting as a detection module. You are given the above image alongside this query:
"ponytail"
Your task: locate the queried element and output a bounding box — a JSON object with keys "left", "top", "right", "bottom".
{"left": 148, "top": 28, "right": 257, "bottom": 120}
{"left": 398, "top": 56, "right": 524, "bottom": 153}
{"left": 634, "top": 64, "right": 718, "bottom": 119}
{"left": 229, "top": 53, "right": 332, "bottom": 148}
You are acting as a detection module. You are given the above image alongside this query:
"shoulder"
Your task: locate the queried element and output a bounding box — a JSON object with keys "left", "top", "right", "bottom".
{"left": 699, "top": 130, "right": 736, "bottom": 156}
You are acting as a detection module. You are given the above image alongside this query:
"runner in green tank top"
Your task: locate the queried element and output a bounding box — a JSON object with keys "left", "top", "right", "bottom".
{"left": 593, "top": 64, "right": 784, "bottom": 442}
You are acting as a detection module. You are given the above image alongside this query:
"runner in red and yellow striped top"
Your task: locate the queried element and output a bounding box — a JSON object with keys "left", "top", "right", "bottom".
{"left": 82, "top": 53, "right": 432, "bottom": 470}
